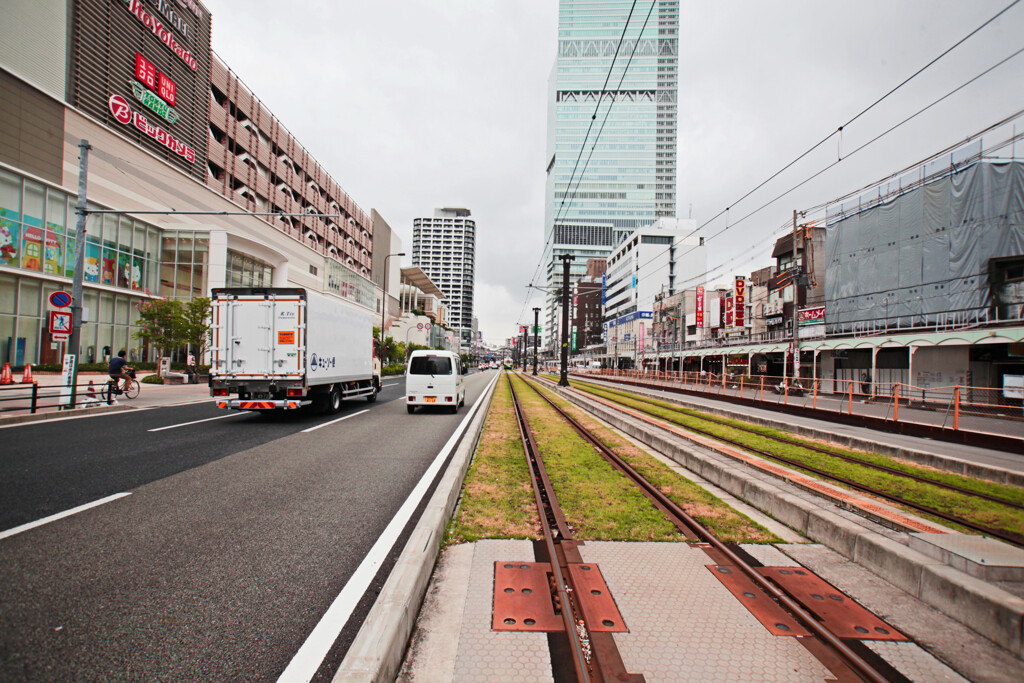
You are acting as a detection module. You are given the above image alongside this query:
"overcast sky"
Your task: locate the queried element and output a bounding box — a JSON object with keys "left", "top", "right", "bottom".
{"left": 203, "top": 0, "right": 1024, "bottom": 345}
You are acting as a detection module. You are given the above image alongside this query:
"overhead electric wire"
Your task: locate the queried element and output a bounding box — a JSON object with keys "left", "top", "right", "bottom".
{"left": 633, "top": 45, "right": 1024, "bottom": 292}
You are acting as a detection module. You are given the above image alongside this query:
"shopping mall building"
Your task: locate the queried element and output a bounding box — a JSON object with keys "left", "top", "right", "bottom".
{"left": 1, "top": 0, "right": 379, "bottom": 366}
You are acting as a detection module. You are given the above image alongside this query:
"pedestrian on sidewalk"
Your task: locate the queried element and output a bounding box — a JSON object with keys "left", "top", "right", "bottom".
{"left": 187, "top": 352, "right": 197, "bottom": 384}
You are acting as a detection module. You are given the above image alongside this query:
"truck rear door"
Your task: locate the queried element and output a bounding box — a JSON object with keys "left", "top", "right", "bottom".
{"left": 217, "top": 294, "right": 305, "bottom": 379}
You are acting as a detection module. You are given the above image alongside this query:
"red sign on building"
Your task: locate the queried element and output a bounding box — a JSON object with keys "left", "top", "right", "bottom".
{"left": 158, "top": 71, "right": 176, "bottom": 106}
{"left": 725, "top": 296, "right": 734, "bottom": 327}
{"left": 734, "top": 277, "right": 746, "bottom": 328}
{"left": 134, "top": 53, "right": 157, "bottom": 90}
{"left": 695, "top": 286, "right": 704, "bottom": 327}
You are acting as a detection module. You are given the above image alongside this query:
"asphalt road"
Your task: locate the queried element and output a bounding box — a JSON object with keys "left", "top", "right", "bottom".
{"left": 0, "top": 371, "right": 497, "bottom": 682}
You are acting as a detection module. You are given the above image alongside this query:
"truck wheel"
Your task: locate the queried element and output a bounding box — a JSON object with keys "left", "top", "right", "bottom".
{"left": 366, "top": 379, "right": 379, "bottom": 403}
{"left": 326, "top": 386, "right": 342, "bottom": 414}
{"left": 407, "top": 405, "right": 415, "bottom": 414}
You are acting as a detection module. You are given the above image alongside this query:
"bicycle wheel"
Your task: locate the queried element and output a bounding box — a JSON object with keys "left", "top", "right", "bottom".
{"left": 123, "top": 379, "right": 141, "bottom": 399}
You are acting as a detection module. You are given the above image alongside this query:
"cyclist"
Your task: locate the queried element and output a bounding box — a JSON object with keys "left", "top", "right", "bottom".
{"left": 108, "top": 350, "right": 133, "bottom": 394}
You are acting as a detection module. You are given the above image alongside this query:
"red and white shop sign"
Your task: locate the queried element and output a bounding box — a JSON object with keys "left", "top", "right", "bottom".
{"left": 695, "top": 286, "right": 704, "bottom": 327}
{"left": 124, "top": 0, "right": 198, "bottom": 71}
{"left": 135, "top": 53, "right": 177, "bottom": 107}
{"left": 108, "top": 94, "right": 195, "bottom": 163}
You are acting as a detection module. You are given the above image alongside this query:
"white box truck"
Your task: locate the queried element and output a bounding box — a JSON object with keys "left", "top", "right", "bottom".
{"left": 209, "top": 287, "right": 380, "bottom": 412}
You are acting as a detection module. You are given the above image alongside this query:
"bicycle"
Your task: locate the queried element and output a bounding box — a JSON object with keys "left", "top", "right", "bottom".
{"left": 103, "top": 367, "right": 140, "bottom": 401}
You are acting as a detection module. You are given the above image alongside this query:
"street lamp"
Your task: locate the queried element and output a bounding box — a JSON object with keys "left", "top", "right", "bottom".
{"left": 381, "top": 252, "right": 406, "bottom": 361}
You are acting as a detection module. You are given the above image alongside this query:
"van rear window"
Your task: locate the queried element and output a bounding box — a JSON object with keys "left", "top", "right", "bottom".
{"left": 410, "top": 356, "right": 452, "bottom": 375}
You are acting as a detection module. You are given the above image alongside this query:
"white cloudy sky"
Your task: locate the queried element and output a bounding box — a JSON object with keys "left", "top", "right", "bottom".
{"left": 203, "top": 0, "right": 1024, "bottom": 345}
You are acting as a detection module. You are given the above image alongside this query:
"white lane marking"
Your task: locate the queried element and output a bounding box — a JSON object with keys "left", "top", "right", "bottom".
{"left": 277, "top": 371, "right": 500, "bottom": 683}
{"left": 301, "top": 409, "right": 369, "bottom": 433}
{"left": 148, "top": 412, "right": 246, "bottom": 432}
{"left": 0, "top": 493, "right": 132, "bottom": 541}
{"left": 381, "top": 381, "right": 401, "bottom": 387}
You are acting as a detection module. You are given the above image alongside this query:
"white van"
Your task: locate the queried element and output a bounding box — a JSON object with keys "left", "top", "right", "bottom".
{"left": 405, "top": 350, "right": 466, "bottom": 414}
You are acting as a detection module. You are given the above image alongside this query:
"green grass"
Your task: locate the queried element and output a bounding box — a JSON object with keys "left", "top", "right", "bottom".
{"left": 447, "top": 376, "right": 539, "bottom": 544}
{"left": 571, "top": 380, "right": 1024, "bottom": 538}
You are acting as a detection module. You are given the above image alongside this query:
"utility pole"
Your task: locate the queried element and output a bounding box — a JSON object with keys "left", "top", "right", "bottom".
{"left": 558, "top": 254, "right": 574, "bottom": 386}
{"left": 532, "top": 307, "right": 540, "bottom": 376}
{"left": 67, "top": 140, "right": 91, "bottom": 408}
{"left": 791, "top": 210, "right": 800, "bottom": 382}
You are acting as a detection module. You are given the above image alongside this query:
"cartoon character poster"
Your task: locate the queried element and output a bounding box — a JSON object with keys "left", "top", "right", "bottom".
{"left": 118, "top": 253, "right": 131, "bottom": 288}
{"left": 84, "top": 241, "right": 100, "bottom": 283}
{"left": 21, "top": 226, "right": 42, "bottom": 271}
{"left": 129, "top": 256, "right": 143, "bottom": 290}
{"left": 0, "top": 214, "right": 18, "bottom": 266}
{"left": 102, "top": 249, "right": 117, "bottom": 285}
{"left": 42, "top": 229, "right": 63, "bottom": 275}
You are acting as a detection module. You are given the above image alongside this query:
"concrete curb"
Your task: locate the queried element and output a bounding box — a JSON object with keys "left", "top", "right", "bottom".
{"left": 0, "top": 402, "right": 131, "bottom": 426}
{"left": 561, "top": 385, "right": 1024, "bottom": 660}
{"left": 578, "top": 376, "right": 1024, "bottom": 488}
{"left": 333, "top": 374, "right": 500, "bottom": 682}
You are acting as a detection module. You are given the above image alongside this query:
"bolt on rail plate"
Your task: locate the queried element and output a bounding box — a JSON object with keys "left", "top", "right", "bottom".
{"left": 758, "top": 567, "right": 908, "bottom": 641}
{"left": 706, "top": 565, "right": 812, "bottom": 637}
{"left": 492, "top": 562, "right": 627, "bottom": 633}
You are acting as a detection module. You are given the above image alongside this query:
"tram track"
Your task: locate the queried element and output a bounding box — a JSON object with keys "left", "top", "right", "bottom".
{"left": 507, "top": 372, "right": 898, "bottom": 683}
{"left": 564, "top": 377, "right": 1024, "bottom": 549}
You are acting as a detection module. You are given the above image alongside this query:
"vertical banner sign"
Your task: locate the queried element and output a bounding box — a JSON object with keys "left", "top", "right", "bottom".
{"left": 734, "top": 277, "right": 745, "bottom": 328}
{"left": 639, "top": 322, "right": 645, "bottom": 366}
{"left": 601, "top": 273, "right": 607, "bottom": 306}
{"left": 695, "top": 287, "right": 705, "bottom": 327}
{"left": 59, "top": 353, "right": 77, "bottom": 407}
{"left": 725, "top": 295, "right": 734, "bottom": 327}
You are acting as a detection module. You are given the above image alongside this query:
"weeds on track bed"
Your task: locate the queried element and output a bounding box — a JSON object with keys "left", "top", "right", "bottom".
{"left": 572, "top": 380, "right": 1024, "bottom": 538}
{"left": 514, "top": 375, "right": 780, "bottom": 544}
{"left": 447, "top": 376, "right": 540, "bottom": 544}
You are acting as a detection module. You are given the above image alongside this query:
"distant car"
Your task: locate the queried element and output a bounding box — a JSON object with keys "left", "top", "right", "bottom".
{"left": 406, "top": 350, "right": 466, "bottom": 414}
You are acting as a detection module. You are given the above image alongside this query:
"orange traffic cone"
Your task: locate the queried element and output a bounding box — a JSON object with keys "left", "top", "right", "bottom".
{"left": 20, "top": 363, "right": 34, "bottom": 383}
{"left": 0, "top": 363, "right": 12, "bottom": 384}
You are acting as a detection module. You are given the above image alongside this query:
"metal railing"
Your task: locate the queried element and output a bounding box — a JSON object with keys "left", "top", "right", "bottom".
{"left": 0, "top": 379, "right": 117, "bottom": 415}
{"left": 572, "top": 368, "right": 1024, "bottom": 440}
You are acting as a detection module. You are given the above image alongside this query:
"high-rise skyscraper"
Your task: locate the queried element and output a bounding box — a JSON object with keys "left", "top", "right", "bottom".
{"left": 412, "top": 208, "right": 476, "bottom": 347}
{"left": 542, "top": 0, "right": 678, "bottom": 347}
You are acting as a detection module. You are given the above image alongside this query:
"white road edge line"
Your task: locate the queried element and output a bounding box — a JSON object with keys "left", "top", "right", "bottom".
{"left": 301, "top": 409, "right": 369, "bottom": 433}
{"left": 0, "top": 492, "right": 132, "bottom": 541}
{"left": 276, "top": 371, "right": 500, "bottom": 683}
{"left": 148, "top": 412, "right": 246, "bottom": 432}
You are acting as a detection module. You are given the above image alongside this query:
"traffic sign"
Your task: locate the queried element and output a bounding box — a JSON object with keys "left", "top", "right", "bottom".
{"left": 417, "top": 322, "right": 423, "bottom": 330}
{"left": 50, "top": 310, "right": 72, "bottom": 341}
{"left": 49, "top": 291, "right": 72, "bottom": 308}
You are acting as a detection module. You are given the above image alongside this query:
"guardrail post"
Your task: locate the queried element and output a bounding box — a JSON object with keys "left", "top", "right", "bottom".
{"left": 739, "top": 375, "right": 744, "bottom": 396}
{"left": 784, "top": 381, "right": 789, "bottom": 405}
{"left": 812, "top": 379, "right": 818, "bottom": 410}
{"left": 30, "top": 382, "right": 38, "bottom": 414}
{"left": 759, "top": 376, "right": 764, "bottom": 401}
{"left": 848, "top": 381, "right": 854, "bottom": 415}
{"left": 894, "top": 384, "right": 900, "bottom": 422}
{"left": 954, "top": 385, "right": 960, "bottom": 430}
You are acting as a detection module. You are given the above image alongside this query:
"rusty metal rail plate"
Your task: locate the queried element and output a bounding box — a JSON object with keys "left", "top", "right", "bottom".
{"left": 566, "top": 563, "right": 628, "bottom": 633}
{"left": 706, "top": 565, "right": 811, "bottom": 637}
{"left": 492, "top": 562, "right": 562, "bottom": 632}
{"left": 759, "top": 567, "right": 908, "bottom": 641}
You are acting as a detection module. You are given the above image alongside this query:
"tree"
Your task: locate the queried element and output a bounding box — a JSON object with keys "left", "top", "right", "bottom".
{"left": 135, "top": 299, "right": 183, "bottom": 357}
{"left": 180, "top": 297, "right": 212, "bottom": 358}
{"left": 134, "top": 296, "right": 212, "bottom": 359}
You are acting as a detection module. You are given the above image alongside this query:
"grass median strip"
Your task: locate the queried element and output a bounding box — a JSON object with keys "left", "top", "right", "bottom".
{"left": 448, "top": 376, "right": 540, "bottom": 543}
{"left": 523, "top": 377, "right": 780, "bottom": 544}
{"left": 572, "top": 379, "right": 1024, "bottom": 538}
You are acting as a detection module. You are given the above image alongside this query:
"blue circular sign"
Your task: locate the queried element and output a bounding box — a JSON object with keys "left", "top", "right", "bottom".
{"left": 49, "top": 291, "right": 72, "bottom": 308}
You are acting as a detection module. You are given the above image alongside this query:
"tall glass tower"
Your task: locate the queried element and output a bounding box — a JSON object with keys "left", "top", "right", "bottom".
{"left": 542, "top": 0, "right": 678, "bottom": 348}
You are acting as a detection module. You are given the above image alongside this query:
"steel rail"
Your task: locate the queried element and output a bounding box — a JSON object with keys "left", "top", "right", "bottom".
{"left": 520, "top": 375, "right": 891, "bottom": 683}
{"left": 569, "top": 379, "right": 1024, "bottom": 548}
{"left": 506, "top": 374, "right": 593, "bottom": 683}
{"left": 578, "top": 380, "right": 1024, "bottom": 512}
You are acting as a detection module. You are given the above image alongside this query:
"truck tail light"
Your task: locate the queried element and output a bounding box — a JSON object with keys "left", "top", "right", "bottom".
{"left": 445, "top": 396, "right": 453, "bottom": 402}
{"left": 287, "top": 387, "right": 304, "bottom": 397}
{"left": 212, "top": 388, "right": 229, "bottom": 396}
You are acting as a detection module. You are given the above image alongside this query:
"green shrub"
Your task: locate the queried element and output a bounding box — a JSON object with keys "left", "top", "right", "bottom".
{"left": 382, "top": 364, "right": 406, "bottom": 376}
{"left": 142, "top": 374, "right": 164, "bottom": 384}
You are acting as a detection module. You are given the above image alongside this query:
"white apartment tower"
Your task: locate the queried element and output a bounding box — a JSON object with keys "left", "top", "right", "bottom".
{"left": 412, "top": 208, "right": 476, "bottom": 347}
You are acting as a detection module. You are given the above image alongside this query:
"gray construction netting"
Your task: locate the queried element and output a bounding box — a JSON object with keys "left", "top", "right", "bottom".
{"left": 825, "top": 161, "right": 1024, "bottom": 332}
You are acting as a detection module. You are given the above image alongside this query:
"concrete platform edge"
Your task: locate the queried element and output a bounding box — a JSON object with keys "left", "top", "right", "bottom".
{"left": 332, "top": 376, "right": 499, "bottom": 682}
{"left": 581, "top": 376, "right": 1024, "bottom": 488}
{"left": 0, "top": 402, "right": 132, "bottom": 425}
{"left": 559, "top": 384, "right": 1024, "bottom": 661}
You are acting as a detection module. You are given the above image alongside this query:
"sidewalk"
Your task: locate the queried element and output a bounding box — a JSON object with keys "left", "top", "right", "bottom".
{"left": 0, "top": 372, "right": 212, "bottom": 425}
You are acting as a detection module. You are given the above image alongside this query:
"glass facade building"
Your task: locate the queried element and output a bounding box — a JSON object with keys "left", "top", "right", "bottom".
{"left": 542, "top": 0, "right": 678, "bottom": 346}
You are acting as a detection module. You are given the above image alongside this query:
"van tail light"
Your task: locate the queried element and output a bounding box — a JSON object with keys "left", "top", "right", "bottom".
{"left": 446, "top": 396, "right": 453, "bottom": 402}
{"left": 212, "top": 388, "right": 229, "bottom": 396}
{"left": 287, "top": 387, "right": 304, "bottom": 397}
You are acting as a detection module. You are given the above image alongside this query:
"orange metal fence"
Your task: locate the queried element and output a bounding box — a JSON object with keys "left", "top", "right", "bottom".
{"left": 572, "top": 368, "right": 1024, "bottom": 437}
